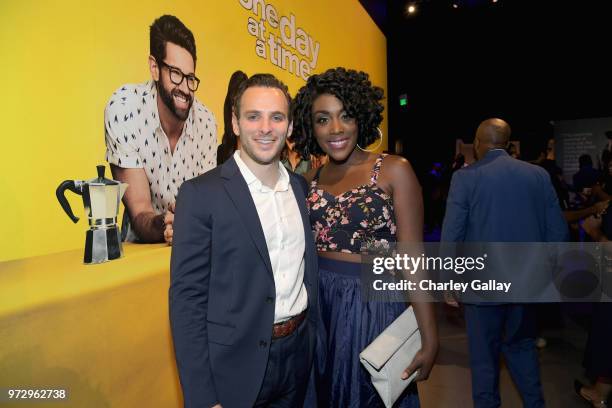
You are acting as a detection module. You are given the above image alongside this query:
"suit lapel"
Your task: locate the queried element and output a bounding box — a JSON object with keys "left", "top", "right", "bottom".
{"left": 289, "top": 176, "right": 313, "bottom": 252}
{"left": 222, "top": 158, "right": 274, "bottom": 277}
{"left": 289, "top": 176, "right": 317, "bottom": 293}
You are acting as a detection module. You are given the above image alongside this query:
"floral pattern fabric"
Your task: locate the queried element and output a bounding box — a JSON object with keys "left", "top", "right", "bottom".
{"left": 308, "top": 154, "right": 397, "bottom": 253}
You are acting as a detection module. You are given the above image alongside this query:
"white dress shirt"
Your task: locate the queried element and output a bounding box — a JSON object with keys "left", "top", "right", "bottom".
{"left": 233, "top": 151, "right": 308, "bottom": 323}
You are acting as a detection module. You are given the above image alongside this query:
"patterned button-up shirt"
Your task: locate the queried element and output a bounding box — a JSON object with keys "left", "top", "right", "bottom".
{"left": 104, "top": 81, "right": 217, "bottom": 240}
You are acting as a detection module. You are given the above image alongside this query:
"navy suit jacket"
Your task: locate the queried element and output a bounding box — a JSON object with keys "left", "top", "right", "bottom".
{"left": 169, "top": 157, "right": 318, "bottom": 408}
{"left": 441, "top": 150, "right": 568, "bottom": 304}
{"left": 441, "top": 149, "right": 568, "bottom": 243}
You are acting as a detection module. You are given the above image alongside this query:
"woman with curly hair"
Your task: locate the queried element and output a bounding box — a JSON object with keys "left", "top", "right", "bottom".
{"left": 292, "top": 67, "right": 438, "bottom": 407}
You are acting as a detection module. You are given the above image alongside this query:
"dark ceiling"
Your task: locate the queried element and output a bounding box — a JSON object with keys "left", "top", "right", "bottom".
{"left": 360, "top": 0, "right": 612, "bottom": 172}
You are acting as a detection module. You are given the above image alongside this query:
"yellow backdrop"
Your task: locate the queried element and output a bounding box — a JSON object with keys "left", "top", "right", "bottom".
{"left": 0, "top": 0, "right": 387, "bottom": 261}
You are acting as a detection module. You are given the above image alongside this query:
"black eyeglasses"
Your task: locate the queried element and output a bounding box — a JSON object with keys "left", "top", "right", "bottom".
{"left": 158, "top": 60, "right": 200, "bottom": 92}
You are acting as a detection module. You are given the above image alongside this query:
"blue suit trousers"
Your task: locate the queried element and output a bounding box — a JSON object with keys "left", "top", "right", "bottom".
{"left": 464, "top": 304, "right": 545, "bottom": 408}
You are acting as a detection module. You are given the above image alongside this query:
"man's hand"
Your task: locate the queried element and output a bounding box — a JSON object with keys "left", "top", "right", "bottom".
{"left": 401, "top": 344, "right": 437, "bottom": 382}
{"left": 443, "top": 290, "right": 459, "bottom": 308}
{"left": 593, "top": 200, "right": 610, "bottom": 216}
{"left": 582, "top": 215, "right": 603, "bottom": 241}
{"left": 164, "top": 202, "right": 176, "bottom": 245}
{"left": 110, "top": 165, "right": 164, "bottom": 243}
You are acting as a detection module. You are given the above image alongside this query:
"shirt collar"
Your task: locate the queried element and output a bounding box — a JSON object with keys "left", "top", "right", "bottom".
{"left": 484, "top": 149, "right": 509, "bottom": 159}
{"left": 233, "top": 150, "right": 289, "bottom": 192}
{"left": 147, "top": 80, "right": 195, "bottom": 141}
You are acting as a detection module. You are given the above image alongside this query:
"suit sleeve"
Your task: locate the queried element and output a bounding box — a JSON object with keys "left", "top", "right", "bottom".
{"left": 169, "top": 181, "right": 218, "bottom": 408}
{"left": 294, "top": 173, "right": 309, "bottom": 198}
{"left": 441, "top": 171, "right": 470, "bottom": 242}
{"left": 543, "top": 175, "right": 569, "bottom": 242}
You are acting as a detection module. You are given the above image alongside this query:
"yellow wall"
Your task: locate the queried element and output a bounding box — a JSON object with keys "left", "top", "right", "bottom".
{"left": 0, "top": 0, "right": 387, "bottom": 261}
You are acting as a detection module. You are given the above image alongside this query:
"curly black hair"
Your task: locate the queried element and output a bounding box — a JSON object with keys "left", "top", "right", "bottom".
{"left": 291, "top": 67, "right": 385, "bottom": 159}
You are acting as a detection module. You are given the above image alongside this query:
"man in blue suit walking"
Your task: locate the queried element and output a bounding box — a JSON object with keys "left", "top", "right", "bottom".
{"left": 442, "top": 118, "right": 568, "bottom": 407}
{"left": 169, "top": 74, "right": 317, "bottom": 407}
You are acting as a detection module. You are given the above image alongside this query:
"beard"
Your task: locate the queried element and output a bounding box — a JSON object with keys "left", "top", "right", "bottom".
{"left": 156, "top": 80, "right": 193, "bottom": 121}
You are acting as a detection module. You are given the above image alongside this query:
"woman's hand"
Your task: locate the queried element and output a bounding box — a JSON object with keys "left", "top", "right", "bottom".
{"left": 401, "top": 343, "right": 438, "bottom": 381}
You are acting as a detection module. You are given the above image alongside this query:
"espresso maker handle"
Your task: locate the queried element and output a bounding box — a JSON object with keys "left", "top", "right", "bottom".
{"left": 56, "top": 180, "right": 82, "bottom": 223}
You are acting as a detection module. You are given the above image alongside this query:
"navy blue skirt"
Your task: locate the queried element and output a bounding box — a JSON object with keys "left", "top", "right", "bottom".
{"left": 310, "top": 256, "right": 420, "bottom": 408}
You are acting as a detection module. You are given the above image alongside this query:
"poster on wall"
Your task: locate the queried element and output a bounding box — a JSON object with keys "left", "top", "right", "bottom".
{"left": 239, "top": 0, "right": 321, "bottom": 80}
{"left": 0, "top": 0, "right": 387, "bottom": 262}
{"left": 0, "top": 2, "right": 388, "bottom": 406}
{"left": 553, "top": 117, "right": 612, "bottom": 184}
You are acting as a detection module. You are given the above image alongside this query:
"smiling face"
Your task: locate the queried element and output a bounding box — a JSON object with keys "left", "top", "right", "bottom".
{"left": 153, "top": 42, "right": 195, "bottom": 121}
{"left": 232, "top": 86, "right": 292, "bottom": 168}
{"left": 311, "top": 93, "right": 358, "bottom": 162}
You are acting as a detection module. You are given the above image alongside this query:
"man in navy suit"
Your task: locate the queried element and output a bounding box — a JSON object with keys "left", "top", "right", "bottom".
{"left": 441, "top": 118, "right": 568, "bottom": 408}
{"left": 169, "top": 74, "right": 317, "bottom": 408}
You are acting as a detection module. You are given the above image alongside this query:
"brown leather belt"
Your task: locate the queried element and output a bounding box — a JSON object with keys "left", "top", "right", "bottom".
{"left": 272, "top": 309, "right": 307, "bottom": 339}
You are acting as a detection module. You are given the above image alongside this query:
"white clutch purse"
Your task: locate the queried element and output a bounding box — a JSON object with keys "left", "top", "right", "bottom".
{"left": 359, "top": 306, "right": 421, "bottom": 408}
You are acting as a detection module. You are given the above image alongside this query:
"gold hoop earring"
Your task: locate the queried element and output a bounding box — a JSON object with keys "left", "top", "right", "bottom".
{"left": 357, "top": 127, "right": 384, "bottom": 152}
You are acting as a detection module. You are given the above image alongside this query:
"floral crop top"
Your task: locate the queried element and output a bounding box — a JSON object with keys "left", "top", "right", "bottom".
{"left": 307, "top": 154, "right": 397, "bottom": 253}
